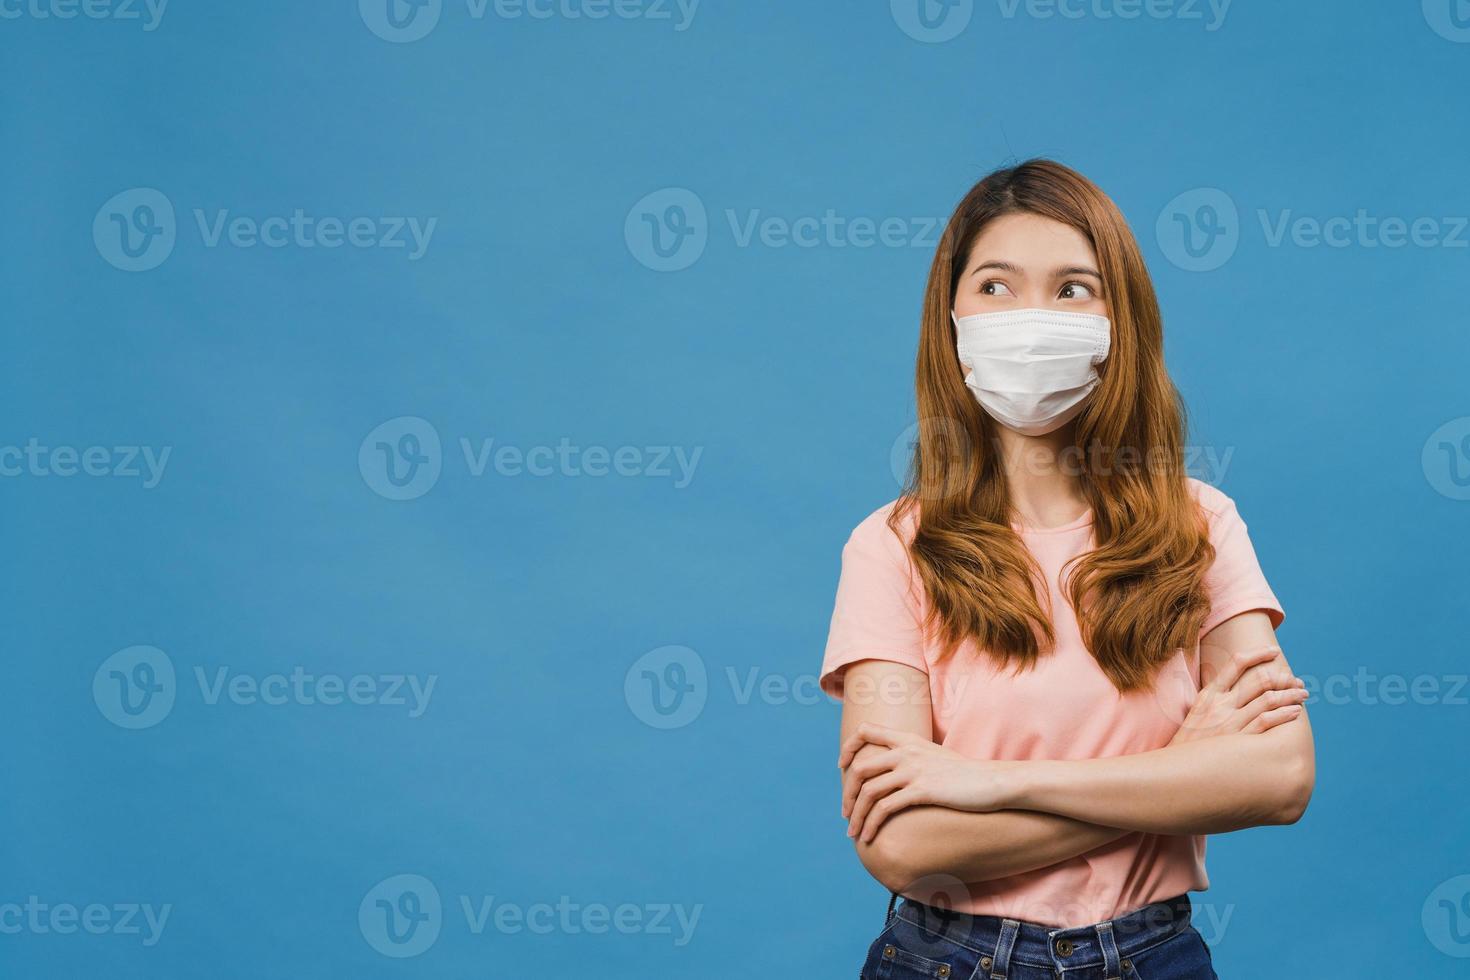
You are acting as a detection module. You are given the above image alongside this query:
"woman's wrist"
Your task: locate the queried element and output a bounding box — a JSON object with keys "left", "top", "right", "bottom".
{"left": 1000, "top": 758, "right": 1063, "bottom": 813}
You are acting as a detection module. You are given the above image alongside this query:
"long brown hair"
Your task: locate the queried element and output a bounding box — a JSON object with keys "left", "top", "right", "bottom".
{"left": 893, "top": 159, "right": 1213, "bottom": 692}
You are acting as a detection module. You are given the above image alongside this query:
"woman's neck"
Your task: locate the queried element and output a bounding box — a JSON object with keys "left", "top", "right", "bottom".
{"left": 991, "top": 423, "right": 1089, "bottom": 530}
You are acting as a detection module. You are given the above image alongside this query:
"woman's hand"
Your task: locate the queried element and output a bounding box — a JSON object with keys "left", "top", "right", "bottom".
{"left": 839, "top": 723, "right": 1014, "bottom": 843}
{"left": 1169, "top": 644, "right": 1307, "bottom": 746}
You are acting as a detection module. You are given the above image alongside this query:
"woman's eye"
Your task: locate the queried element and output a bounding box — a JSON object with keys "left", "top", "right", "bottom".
{"left": 980, "top": 281, "right": 1013, "bottom": 297}
{"left": 1059, "top": 282, "right": 1096, "bottom": 300}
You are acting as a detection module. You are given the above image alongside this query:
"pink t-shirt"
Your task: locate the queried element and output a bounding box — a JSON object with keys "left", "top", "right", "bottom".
{"left": 820, "top": 479, "right": 1284, "bottom": 927}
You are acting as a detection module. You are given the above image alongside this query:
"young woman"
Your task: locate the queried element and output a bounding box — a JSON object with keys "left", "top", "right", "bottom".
{"left": 821, "top": 160, "right": 1314, "bottom": 979}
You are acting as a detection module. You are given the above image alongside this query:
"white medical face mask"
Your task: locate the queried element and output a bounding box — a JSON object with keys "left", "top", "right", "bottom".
{"left": 952, "top": 308, "right": 1111, "bottom": 436}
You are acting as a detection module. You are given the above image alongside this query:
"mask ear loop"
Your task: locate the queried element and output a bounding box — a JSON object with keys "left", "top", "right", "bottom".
{"left": 950, "top": 311, "right": 973, "bottom": 379}
{"left": 1091, "top": 318, "right": 1112, "bottom": 363}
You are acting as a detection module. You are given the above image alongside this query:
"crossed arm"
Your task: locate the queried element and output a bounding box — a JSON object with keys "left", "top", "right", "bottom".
{"left": 837, "top": 611, "right": 1316, "bottom": 894}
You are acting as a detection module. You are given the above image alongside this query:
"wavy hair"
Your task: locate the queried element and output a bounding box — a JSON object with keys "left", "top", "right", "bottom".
{"left": 892, "top": 159, "right": 1214, "bottom": 692}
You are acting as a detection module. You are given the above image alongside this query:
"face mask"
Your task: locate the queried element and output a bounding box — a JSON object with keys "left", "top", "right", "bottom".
{"left": 951, "top": 308, "right": 1111, "bottom": 436}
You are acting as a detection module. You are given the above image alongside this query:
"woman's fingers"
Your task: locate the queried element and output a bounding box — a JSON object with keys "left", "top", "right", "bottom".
{"left": 847, "top": 771, "right": 905, "bottom": 839}
{"left": 1235, "top": 687, "right": 1308, "bottom": 736}
{"left": 1206, "top": 645, "right": 1280, "bottom": 693}
{"left": 841, "top": 750, "right": 897, "bottom": 818}
{"left": 855, "top": 785, "right": 923, "bottom": 843}
{"left": 1237, "top": 685, "right": 1308, "bottom": 724}
{"left": 1232, "top": 666, "right": 1304, "bottom": 708}
{"left": 838, "top": 723, "right": 910, "bottom": 769}
{"left": 1244, "top": 703, "right": 1304, "bottom": 734}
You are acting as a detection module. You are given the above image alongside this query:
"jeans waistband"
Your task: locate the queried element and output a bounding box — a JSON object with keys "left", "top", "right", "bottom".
{"left": 894, "top": 894, "right": 1194, "bottom": 974}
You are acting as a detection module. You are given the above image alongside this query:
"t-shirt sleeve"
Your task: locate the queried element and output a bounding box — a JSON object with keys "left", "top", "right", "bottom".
{"left": 819, "top": 510, "right": 929, "bottom": 700}
{"left": 1198, "top": 486, "right": 1285, "bottom": 637}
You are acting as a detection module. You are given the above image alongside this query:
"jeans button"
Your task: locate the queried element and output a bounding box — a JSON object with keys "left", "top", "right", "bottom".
{"left": 937, "top": 966, "right": 951, "bottom": 978}
{"left": 1122, "top": 957, "right": 1133, "bottom": 972}
{"left": 1055, "top": 938, "right": 1075, "bottom": 957}
{"left": 883, "top": 945, "right": 896, "bottom": 959}
{"left": 980, "top": 956, "right": 993, "bottom": 970}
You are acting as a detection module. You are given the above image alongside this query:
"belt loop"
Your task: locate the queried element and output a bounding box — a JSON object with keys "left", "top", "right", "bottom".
{"left": 1097, "top": 920, "right": 1122, "bottom": 980}
{"left": 885, "top": 891, "right": 899, "bottom": 926}
{"left": 991, "top": 918, "right": 1020, "bottom": 978}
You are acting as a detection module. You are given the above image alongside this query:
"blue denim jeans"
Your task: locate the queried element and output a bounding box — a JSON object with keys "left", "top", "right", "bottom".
{"left": 860, "top": 894, "right": 1217, "bottom": 979}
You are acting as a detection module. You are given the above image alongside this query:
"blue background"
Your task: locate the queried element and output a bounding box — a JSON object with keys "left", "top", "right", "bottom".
{"left": 3, "top": 1, "right": 1468, "bottom": 976}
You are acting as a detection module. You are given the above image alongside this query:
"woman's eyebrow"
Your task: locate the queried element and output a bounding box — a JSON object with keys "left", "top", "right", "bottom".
{"left": 964, "top": 260, "right": 1102, "bottom": 280}
{"left": 965, "top": 259, "right": 1022, "bottom": 277}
